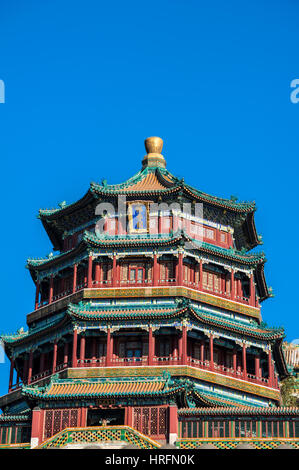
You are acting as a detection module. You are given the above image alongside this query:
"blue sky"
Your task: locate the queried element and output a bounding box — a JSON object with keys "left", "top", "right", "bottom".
{"left": 0, "top": 0, "right": 298, "bottom": 395}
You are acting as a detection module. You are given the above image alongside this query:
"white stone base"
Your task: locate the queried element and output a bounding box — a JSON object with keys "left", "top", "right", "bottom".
{"left": 30, "top": 437, "right": 39, "bottom": 449}
{"left": 168, "top": 433, "right": 177, "bottom": 445}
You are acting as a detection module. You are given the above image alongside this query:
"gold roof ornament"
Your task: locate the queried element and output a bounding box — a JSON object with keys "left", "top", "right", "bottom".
{"left": 142, "top": 136, "right": 166, "bottom": 169}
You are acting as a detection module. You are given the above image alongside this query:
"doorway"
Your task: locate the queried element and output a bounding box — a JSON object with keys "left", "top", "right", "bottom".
{"left": 87, "top": 408, "right": 125, "bottom": 427}
{"left": 129, "top": 266, "right": 145, "bottom": 285}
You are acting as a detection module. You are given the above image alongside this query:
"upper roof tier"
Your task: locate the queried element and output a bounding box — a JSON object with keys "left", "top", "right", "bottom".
{"left": 38, "top": 137, "right": 260, "bottom": 251}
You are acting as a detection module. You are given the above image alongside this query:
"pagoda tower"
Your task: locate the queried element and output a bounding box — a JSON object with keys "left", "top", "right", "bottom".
{"left": 0, "top": 136, "right": 296, "bottom": 449}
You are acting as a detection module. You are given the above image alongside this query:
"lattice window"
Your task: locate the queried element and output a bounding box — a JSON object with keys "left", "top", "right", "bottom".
{"left": 158, "top": 408, "right": 167, "bottom": 435}
{"left": 142, "top": 408, "right": 150, "bottom": 436}
{"left": 44, "top": 410, "right": 54, "bottom": 439}
{"left": 53, "top": 410, "right": 61, "bottom": 435}
{"left": 134, "top": 408, "right": 142, "bottom": 432}
{"left": 133, "top": 406, "right": 168, "bottom": 438}
{"left": 70, "top": 409, "right": 78, "bottom": 427}
{"left": 146, "top": 262, "right": 152, "bottom": 281}
{"left": 121, "top": 264, "right": 129, "bottom": 281}
{"left": 44, "top": 409, "right": 79, "bottom": 439}
{"left": 62, "top": 410, "right": 69, "bottom": 430}
{"left": 150, "top": 408, "right": 158, "bottom": 436}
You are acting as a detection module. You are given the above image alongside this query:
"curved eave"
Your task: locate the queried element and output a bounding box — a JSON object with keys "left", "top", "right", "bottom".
{"left": 189, "top": 307, "right": 284, "bottom": 341}
{"left": 27, "top": 241, "right": 87, "bottom": 281}
{"left": 27, "top": 231, "right": 266, "bottom": 279}
{"left": 256, "top": 263, "right": 270, "bottom": 302}
{"left": 67, "top": 304, "right": 189, "bottom": 322}
{"left": 193, "top": 390, "right": 237, "bottom": 408}
{"left": 39, "top": 189, "right": 96, "bottom": 251}
{"left": 244, "top": 211, "right": 261, "bottom": 250}
{"left": 0, "top": 414, "right": 31, "bottom": 422}
{"left": 90, "top": 181, "right": 255, "bottom": 213}
{"left": 273, "top": 339, "right": 290, "bottom": 380}
{"left": 67, "top": 303, "right": 284, "bottom": 341}
{"left": 2, "top": 315, "right": 69, "bottom": 350}
{"left": 21, "top": 384, "right": 185, "bottom": 401}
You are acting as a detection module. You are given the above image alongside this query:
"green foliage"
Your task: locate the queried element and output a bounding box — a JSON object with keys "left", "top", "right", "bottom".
{"left": 280, "top": 376, "right": 299, "bottom": 406}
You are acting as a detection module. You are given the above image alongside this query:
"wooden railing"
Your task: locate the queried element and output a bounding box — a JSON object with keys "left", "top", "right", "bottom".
{"left": 14, "top": 356, "right": 279, "bottom": 390}
{"left": 37, "top": 278, "right": 257, "bottom": 309}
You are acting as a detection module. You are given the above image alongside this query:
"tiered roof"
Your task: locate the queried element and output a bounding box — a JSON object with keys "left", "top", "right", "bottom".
{"left": 20, "top": 375, "right": 245, "bottom": 408}
{"left": 1, "top": 299, "right": 285, "bottom": 346}
{"left": 37, "top": 138, "right": 260, "bottom": 251}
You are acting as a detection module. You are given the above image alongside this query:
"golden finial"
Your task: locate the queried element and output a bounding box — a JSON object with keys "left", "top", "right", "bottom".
{"left": 142, "top": 136, "right": 166, "bottom": 169}
{"left": 145, "top": 136, "right": 163, "bottom": 154}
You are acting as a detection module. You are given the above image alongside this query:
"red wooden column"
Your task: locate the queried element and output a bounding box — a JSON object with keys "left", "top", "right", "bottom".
{"left": 112, "top": 254, "right": 117, "bottom": 287}
{"left": 31, "top": 407, "right": 43, "bottom": 448}
{"left": 8, "top": 358, "right": 15, "bottom": 392}
{"left": 126, "top": 407, "right": 133, "bottom": 427}
{"left": 28, "top": 350, "right": 33, "bottom": 384}
{"left": 72, "top": 263, "right": 77, "bottom": 293}
{"left": 63, "top": 342, "right": 69, "bottom": 367}
{"left": 49, "top": 275, "right": 54, "bottom": 304}
{"left": 178, "top": 334, "right": 182, "bottom": 362}
{"left": 81, "top": 408, "right": 88, "bottom": 427}
{"left": 91, "top": 338, "right": 97, "bottom": 365}
{"left": 87, "top": 255, "right": 93, "bottom": 288}
{"left": 177, "top": 252, "right": 183, "bottom": 286}
{"left": 242, "top": 343, "right": 247, "bottom": 379}
{"left": 148, "top": 326, "right": 155, "bottom": 365}
{"left": 52, "top": 341, "right": 58, "bottom": 374}
{"left": 80, "top": 335, "right": 86, "bottom": 367}
{"left": 199, "top": 259, "right": 203, "bottom": 290}
{"left": 95, "top": 263, "right": 100, "bottom": 286}
{"left": 255, "top": 355, "right": 260, "bottom": 380}
{"left": 117, "top": 261, "right": 121, "bottom": 287}
{"left": 268, "top": 349, "right": 273, "bottom": 387}
{"left": 110, "top": 335, "right": 114, "bottom": 362}
{"left": 232, "top": 349, "right": 237, "bottom": 374}
{"left": 35, "top": 281, "right": 40, "bottom": 310}
{"left": 181, "top": 324, "right": 187, "bottom": 365}
{"left": 250, "top": 273, "right": 256, "bottom": 306}
{"left": 106, "top": 328, "right": 111, "bottom": 366}
{"left": 209, "top": 335, "right": 214, "bottom": 370}
{"left": 200, "top": 341, "right": 205, "bottom": 363}
{"left": 230, "top": 269, "right": 235, "bottom": 300}
{"left": 72, "top": 328, "right": 78, "bottom": 368}
{"left": 153, "top": 253, "right": 158, "bottom": 286}
{"left": 168, "top": 405, "right": 178, "bottom": 445}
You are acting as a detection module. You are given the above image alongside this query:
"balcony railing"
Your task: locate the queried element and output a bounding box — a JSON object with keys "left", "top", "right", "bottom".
{"left": 36, "top": 277, "right": 257, "bottom": 310}
{"left": 187, "top": 357, "right": 272, "bottom": 386}
{"left": 14, "top": 355, "right": 278, "bottom": 391}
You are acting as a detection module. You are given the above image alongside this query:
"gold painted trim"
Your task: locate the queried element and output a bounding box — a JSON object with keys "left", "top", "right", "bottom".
{"left": 83, "top": 286, "right": 261, "bottom": 320}
{"left": 66, "top": 365, "right": 280, "bottom": 401}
